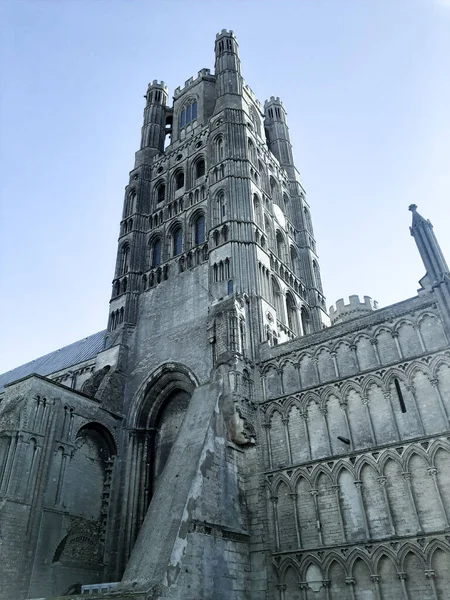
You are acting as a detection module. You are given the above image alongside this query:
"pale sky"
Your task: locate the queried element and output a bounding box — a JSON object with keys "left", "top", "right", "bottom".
{"left": 1, "top": 0, "right": 449, "bottom": 373}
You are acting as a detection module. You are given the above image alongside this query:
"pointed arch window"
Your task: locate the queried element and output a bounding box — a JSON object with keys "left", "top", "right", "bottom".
{"left": 313, "top": 260, "right": 322, "bottom": 289}
{"left": 286, "top": 294, "right": 299, "bottom": 335}
{"left": 120, "top": 244, "right": 130, "bottom": 275}
{"left": 195, "top": 158, "right": 205, "bottom": 179}
{"left": 194, "top": 215, "right": 206, "bottom": 245}
{"left": 215, "top": 136, "right": 224, "bottom": 162}
{"left": 180, "top": 100, "right": 198, "bottom": 129}
{"left": 253, "top": 194, "right": 263, "bottom": 229}
{"left": 175, "top": 171, "right": 184, "bottom": 191}
{"left": 271, "top": 276, "right": 285, "bottom": 323}
{"left": 156, "top": 183, "right": 166, "bottom": 204}
{"left": 151, "top": 239, "right": 162, "bottom": 268}
{"left": 173, "top": 227, "right": 182, "bottom": 256}
{"left": 125, "top": 190, "right": 136, "bottom": 217}
{"left": 301, "top": 307, "right": 311, "bottom": 335}
{"left": 276, "top": 231, "right": 285, "bottom": 261}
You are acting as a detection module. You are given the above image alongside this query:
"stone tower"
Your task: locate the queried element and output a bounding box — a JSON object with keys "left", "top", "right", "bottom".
{"left": 1, "top": 30, "right": 450, "bottom": 600}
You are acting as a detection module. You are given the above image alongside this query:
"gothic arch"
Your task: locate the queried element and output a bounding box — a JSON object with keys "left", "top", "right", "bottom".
{"left": 425, "top": 539, "right": 450, "bottom": 569}
{"left": 129, "top": 362, "right": 198, "bottom": 429}
{"left": 372, "top": 546, "right": 400, "bottom": 573}
{"left": 398, "top": 543, "right": 426, "bottom": 571}
{"left": 323, "top": 553, "right": 348, "bottom": 578}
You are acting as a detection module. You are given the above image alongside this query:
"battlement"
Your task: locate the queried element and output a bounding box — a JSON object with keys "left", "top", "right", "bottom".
{"left": 243, "top": 84, "right": 262, "bottom": 109}
{"left": 329, "top": 295, "right": 378, "bottom": 325}
{"left": 147, "top": 80, "right": 168, "bottom": 91}
{"left": 173, "top": 69, "right": 214, "bottom": 98}
{"left": 216, "top": 29, "right": 235, "bottom": 39}
{"left": 264, "top": 96, "right": 284, "bottom": 108}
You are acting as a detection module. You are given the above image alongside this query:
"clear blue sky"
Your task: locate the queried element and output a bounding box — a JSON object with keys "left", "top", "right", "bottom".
{"left": 1, "top": 0, "right": 449, "bottom": 373}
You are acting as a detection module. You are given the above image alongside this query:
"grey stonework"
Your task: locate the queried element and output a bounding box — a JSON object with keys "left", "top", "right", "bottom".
{"left": 1, "top": 30, "right": 450, "bottom": 600}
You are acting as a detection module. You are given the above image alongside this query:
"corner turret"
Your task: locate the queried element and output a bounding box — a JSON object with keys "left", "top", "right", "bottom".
{"left": 214, "top": 30, "right": 242, "bottom": 103}
{"left": 264, "top": 96, "right": 294, "bottom": 167}
{"left": 329, "top": 295, "right": 378, "bottom": 325}
{"left": 140, "top": 80, "right": 170, "bottom": 157}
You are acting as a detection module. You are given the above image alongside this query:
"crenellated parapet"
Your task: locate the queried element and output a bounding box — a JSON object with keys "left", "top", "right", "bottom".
{"left": 329, "top": 295, "right": 378, "bottom": 325}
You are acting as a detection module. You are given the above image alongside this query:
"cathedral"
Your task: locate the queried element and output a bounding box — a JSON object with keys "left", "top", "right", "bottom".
{"left": 1, "top": 30, "right": 450, "bottom": 600}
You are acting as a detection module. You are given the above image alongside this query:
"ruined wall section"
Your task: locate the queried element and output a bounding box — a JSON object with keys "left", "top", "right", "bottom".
{"left": 0, "top": 375, "right": 121, "bottom": 600}
{"left": 255, "top": 294, "right": 450, "bottom": 598}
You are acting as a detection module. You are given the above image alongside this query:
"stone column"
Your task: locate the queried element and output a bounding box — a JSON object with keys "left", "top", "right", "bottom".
{"left": 350, "top": 344, "right": 360, "bottom": 371}
{"left": 425, "top": 570, "right": 438, "bottom": 600}
{"left": 402, "top": 471, "right": 423, "bottom": 534}
{"left": 332, "top": 483, "right": 346, "bottom": 542}
{"left": 354, "top": 480, "right": 370, "bottom": 538}
{"left": 345, "top": 577, "right": 356, "bottom": 600}
{"left": 263, "top": 422, "right": 273, "bottom": 468}
{"left": 397, "top": 572, "right": 409, "bottom": 599}
{"left": 271, "top": 495, "right": 280, "bottom": 550}
{"left": 377, "top": 476, "right": 396, "bottom": 535}
{"left": 320, "top": 407, "right": 332, "bottom": 454}
{"left": 301, "top": 412, "right": 312, "bottom": 460}
{"left": 331, "top": 351, "right": 340, "bottom": 378}
{"left": 428, "top": 467, "right": 450, "bottom": 528}
{"left": 299, "top": 583, "right": 308, "bottom": 600}
{"left": 370, "top": 338, "right": 381, "bottom": 365}
{"left": 310, "top": 489, "right": 323, "bottom": 545}
{"left": 371, "top": 574, "right": 382, "bottom": 600}
{"left": 362, "top": 397, "right": 376, "bottom": 445}
{"left": 276, "top": 583, "right": 286, "bottom": 600}
{"left": 339, "top": 401, "right": 354, "bottom": 449}
{"left": 392, "top": 331, "right": 403, "bottom": 360}
{"left": 406, "top": 384, "right": 425, "bottom": 435}
{"left": 282, "top": 417, "right": 292, "bottom": 464}
{"left": 290, "top": 492, "right": 302, "bottom": 548}
{"left": 384, "top": 390, "right": 400, "bottom": 437}
{"left": 430, "top": 378, "right": 449, "bottom": 424}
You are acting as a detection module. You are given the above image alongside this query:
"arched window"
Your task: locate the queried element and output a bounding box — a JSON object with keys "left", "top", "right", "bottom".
{"left": 303, "top": 206, "right": 313, "bottom": 232}
{"left": 151, "top": 239, "right": 162, "bottom": 267}
{"left": 120, "top": 244, "right": 130, "bottom": 275}
{"left": 313, "top": 260, "right": 322, "bottom": 289}
{"left": 215, "top": 191, "right": 226, "bottom": 224}
{"left": 175, "top": 171, "right": 184, "bottom": 191}
{"left": 253, "top": 194, "right": 263, "bottom": 229}
{"left": 286, "top": 294, "right": 299, "bottom": 335}
{"left": 271, "top": 277, "right": 285, "bottom": 323}
{"left": 276, "top": 231, "right": 285, "bottom": 261}
{"left": 239, "top": 317, "right": 246, "bottom": 355}
{"left": 301, "top": 307, "right": 311, "bottom": 335}
{"left": 180, "top": 100, "right": 197, "bottom": 129}
{"left": 222, "top": 225, "right": 229, "bottom": 243}
{"left": 290, "top": 246, "right": 298, "bottom": 272}
{"left": 173, "top": 227, "right": 182, "bottom": 256}
{"left": 195, "top": 158, "right": 205, "bottom": 179}
{"left": 156, "top": 183, "right": 165, "bottom": 204}
{"left": 216, "top": 137, "right": 224, "bottom": 162}
{"left": 248, "top": 138, "right": 256, "bottom": 164}
{"left": 270, "top": 177, "right": 278, "bottom": 202}
{"left": 194, "top": 215, "right": 205, "bottom": 245}
{"left": 125, "top": 190, "right": 136, "bottom": 217}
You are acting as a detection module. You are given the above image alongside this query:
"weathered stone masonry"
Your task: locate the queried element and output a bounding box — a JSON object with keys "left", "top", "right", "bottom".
{"left": 1, "top": 30, "right": 450, "bottom": 600}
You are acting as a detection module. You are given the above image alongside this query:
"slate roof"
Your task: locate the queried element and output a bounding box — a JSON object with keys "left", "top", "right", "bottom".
{"left": 0, "top": 330, "right": 108, "bottom": 392}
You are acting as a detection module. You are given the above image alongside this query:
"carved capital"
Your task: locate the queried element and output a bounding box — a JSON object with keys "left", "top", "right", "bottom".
{"left": 361, "top": 397, "right": 369, "bottom": 406}
{"left": 270, "top": 496, "right": 278, "bottom": 505}
{"left": 301, "top": 412, "right": 309, "bottom": 421}
{"left": 310, "top": 489, "right": 318, "bottom": 497}
{"left": 322, "top": 580, "right": 331, "bottom": 588}
{"left": 281, "top": 417, "right": 289, "bottom": 425}
{"left": 354, "top": 480, "right": 363, "bottom": 489}
{"left": 430, "top": 378, "right": 439, "bottom": 387}
{"left": 425, "top": 570, "right": 436, "bottom": 579}
{"left": 397, "top": 572, "right": 407, "bottom": 580}
{"left": 339, "top": 401, "right": 348, "bottom": 410}
{"left": 345, "top": 577, "right": 355, "bottom": 585}
{"left": 391, "top": 330, "right": 399, "bottom": 338}
{"left": 320, "top": 407, "right": 328, "bottom": 416}
{"left": 406, "top": 384, "right": 415, "bottom": 393}
{"left": 402, "top": 471, "right": 412, "bottom": 481}
{"left": 289, "top": 493, "right": 298, "bottom": 500}
{"left": 370, "top": 338, "right": 378, "bottom": 346}
{"left": 371, "top": 575, "right": 380, "bottom": 583}
{"left": 276, "top": 584, "right": 287, "bottom": 591}
{"left": 427, "top": 467, "right": 438, "bottom": 477}
{"left": 377, "top": 476, "right": 387, "bottom": 486}
{"left": 350, "top": 344, "right": 357, "bottom": 352}
{"left": 262, "top": 422, "right": 271, "bottom": 430}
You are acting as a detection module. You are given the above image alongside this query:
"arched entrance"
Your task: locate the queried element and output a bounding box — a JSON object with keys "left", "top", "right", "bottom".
{"left": 124, "top": 364, "right": 197, "bottom": 555}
